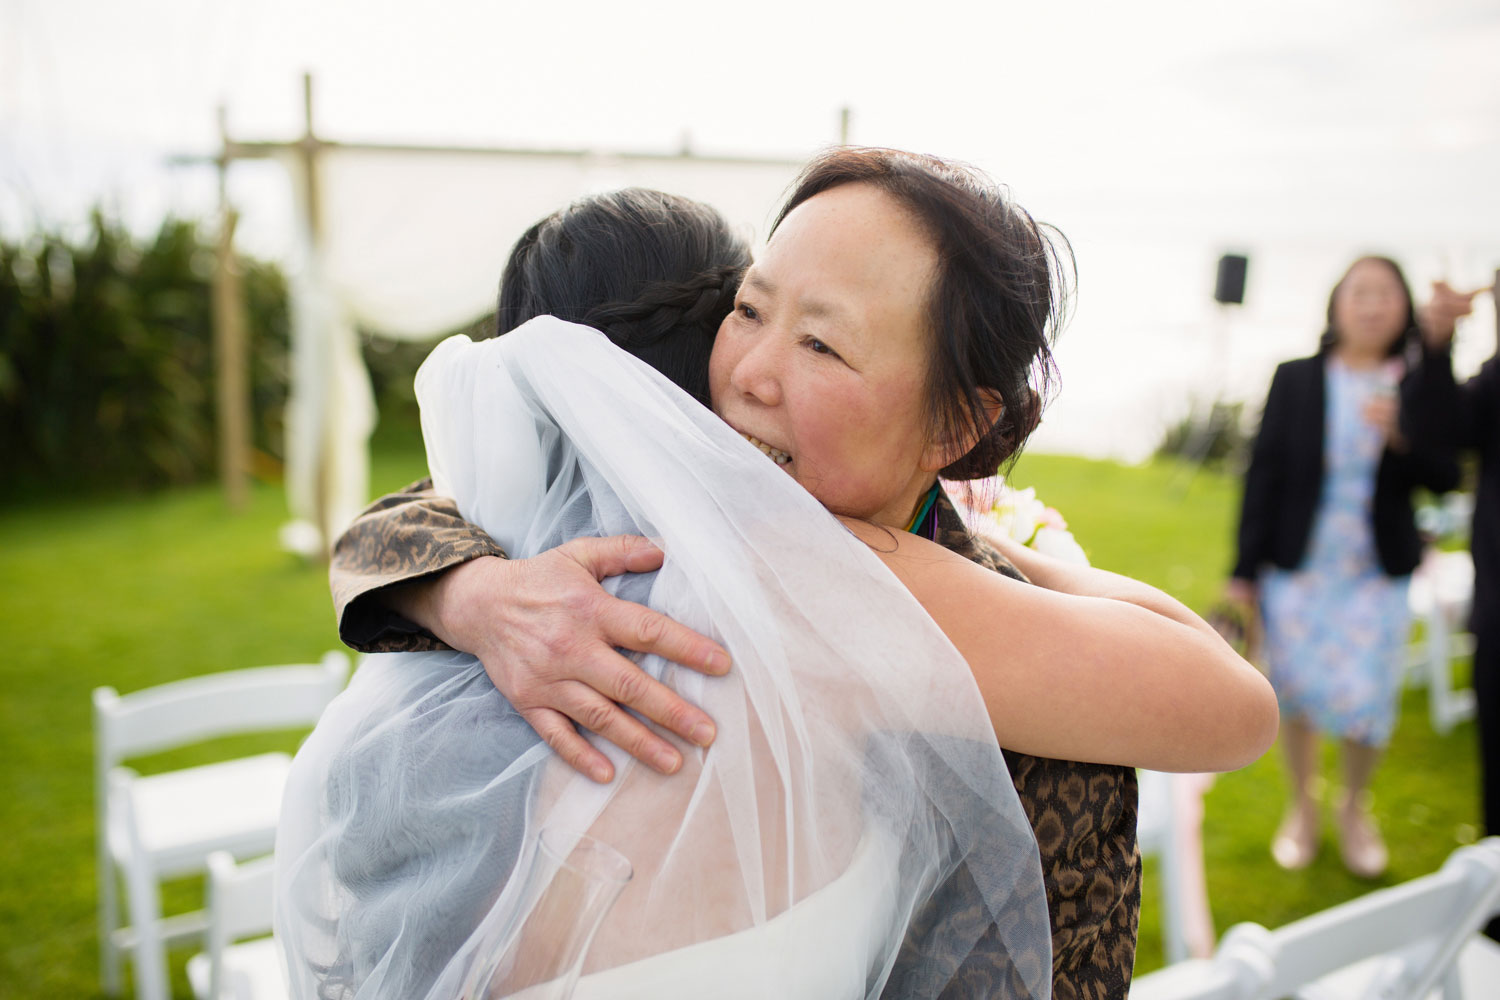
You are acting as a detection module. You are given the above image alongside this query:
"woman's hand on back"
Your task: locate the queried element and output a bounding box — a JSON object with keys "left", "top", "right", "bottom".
{"left": 394, "top": 537, "right": 729, "bottom": 783}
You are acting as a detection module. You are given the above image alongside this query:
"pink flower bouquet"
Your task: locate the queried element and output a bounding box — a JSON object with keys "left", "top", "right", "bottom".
{"left": 941, "top": 475, "right": 1089, "bottom": 566}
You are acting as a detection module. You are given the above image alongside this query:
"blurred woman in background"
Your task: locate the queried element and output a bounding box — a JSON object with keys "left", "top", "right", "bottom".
{"left": 1228, "top": 256, "right": 1458, "bottom": 878}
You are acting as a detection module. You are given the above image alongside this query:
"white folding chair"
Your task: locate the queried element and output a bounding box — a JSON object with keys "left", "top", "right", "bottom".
{"left": 186, "top": 852, "right": 287, "bottom": 1000}
{"left": 1132, "top": 839, "right": 1500, "bottom": 1000}
{"left": 1128, "top": 953, "right": 1260, "bottom": 1000}
{"left": 1406, "top": 548, "right": 1477, "bottom": 735}
{"left": 1137, "top": 769, "right": 1218, "bottom": 964}
{"left": 94, "top": 652, "right": 349, "bottom": 1000}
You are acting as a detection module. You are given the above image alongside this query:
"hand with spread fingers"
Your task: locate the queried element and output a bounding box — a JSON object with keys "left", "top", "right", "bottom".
{"left": 1420, "top": 279, "right": 1487, "bottom": 348}
{"left": 394, "top": 538, "right": 728, "bottom": 784}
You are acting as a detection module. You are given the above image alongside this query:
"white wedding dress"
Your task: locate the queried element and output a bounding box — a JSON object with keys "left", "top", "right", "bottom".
{"left": 274, "top": 317, "right": 1051, "bottom": 1000}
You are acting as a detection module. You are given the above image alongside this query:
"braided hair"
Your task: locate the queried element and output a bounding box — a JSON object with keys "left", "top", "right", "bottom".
{"left": 496, "top": 188, "right": 750, "bottom": 405}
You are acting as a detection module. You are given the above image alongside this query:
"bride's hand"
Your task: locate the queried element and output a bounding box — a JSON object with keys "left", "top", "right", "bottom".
{"left": 417, "top": 538, "right": 729, "bottom": 783}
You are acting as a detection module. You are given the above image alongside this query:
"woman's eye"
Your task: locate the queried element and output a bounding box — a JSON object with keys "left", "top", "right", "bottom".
{"left": 738, "top": 302, "right": 759, "bottom": 321}
{"left": 807, "top": 338, "right": 837, "bottom": 357}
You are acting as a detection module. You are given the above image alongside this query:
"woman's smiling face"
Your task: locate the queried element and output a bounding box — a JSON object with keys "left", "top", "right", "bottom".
{"left": 708, "top": 182, "right": 950, "bottom": 528}
{"left": 1331, "top": 257, "right": 1410, "bottom": 358}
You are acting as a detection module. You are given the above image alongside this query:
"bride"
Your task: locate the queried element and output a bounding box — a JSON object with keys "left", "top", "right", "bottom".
{"left": 276, "top": 154, "right": 1276, "bottom": 1000}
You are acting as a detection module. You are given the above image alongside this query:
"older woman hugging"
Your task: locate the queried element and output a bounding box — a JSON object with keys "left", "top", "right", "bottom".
{"left": 289, "top": 149, "right": 1276, "bottom": 1000}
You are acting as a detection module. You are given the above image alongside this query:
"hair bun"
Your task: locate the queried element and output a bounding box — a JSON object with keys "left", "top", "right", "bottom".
{"left": 942, "top": 386, "right": 1042, "bottom": 480}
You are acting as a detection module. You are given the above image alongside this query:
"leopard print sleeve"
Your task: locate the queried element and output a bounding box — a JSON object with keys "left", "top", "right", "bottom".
{"left": 330, "top": 478, "right": 508, "bottom": 653}
{"left": 925, "top": 490, "right": 1142, "bottom": 1000}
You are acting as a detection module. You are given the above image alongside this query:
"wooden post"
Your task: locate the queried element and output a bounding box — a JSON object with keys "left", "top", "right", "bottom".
{"left": 297, "top": 71, "right": 331, "bottom": 545}
{"left": 300, "top": 72, "right": 322, "bottom": 243}
{"left": 211, "top": 106, "right": 251, "bottom": 511}
{"left": 174, "top": 75, "right": 805, "bottom": 548}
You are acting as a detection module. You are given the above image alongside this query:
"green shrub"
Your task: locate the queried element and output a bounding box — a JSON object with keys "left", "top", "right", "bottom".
{"left": 1156, "top": 400, "right": 1251, "bottom": 470}
{"left": 360, "top": 313, "right": 494, "bottom": 448}
{"left": 0, "top": 213, "right": 290, "bottom": 500}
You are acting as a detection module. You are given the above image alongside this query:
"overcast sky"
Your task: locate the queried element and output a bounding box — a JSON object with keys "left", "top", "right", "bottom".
{"left": 4, "top": 0, "right": 1498, "bottom": 458}
{"left": 7, "top": 0, "right": 1498, "bottom": 234}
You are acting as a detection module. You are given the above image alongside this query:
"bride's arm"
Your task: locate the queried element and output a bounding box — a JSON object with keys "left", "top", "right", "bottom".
{"left": 843, "top": 520, "right": 1278, "bottom": 773}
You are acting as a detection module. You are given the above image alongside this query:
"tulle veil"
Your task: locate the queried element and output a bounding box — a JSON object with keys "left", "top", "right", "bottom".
{"left": 274, "top": 316, "right": 1051, "bottom": 999}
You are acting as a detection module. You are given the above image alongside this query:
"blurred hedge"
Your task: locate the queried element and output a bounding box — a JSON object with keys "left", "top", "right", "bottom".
{"left": 1156, "top": 400, "right": 1250, "bottom": 470}
{"left": 0, "top": 213, "right": 290, "bottom": 501}
{"left": 361, "top": 314, "right": 494, "bottom": 445}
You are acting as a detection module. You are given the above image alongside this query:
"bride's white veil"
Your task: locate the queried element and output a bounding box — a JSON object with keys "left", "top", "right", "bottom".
{"left": 274, "top": 316, "right": 1051, "bottom": 1000}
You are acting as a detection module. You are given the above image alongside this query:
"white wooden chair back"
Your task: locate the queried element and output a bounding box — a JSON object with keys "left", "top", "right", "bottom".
{"left": 1128, "top": 957, "right": 1261, "bottom": 1000}
{"left": 205, "top": 852, "right": 275, "bottom": 954}
{"left": 93, "top": 652, "right": 349, "bottom": 1000}
{"left": 190, "top": 851, "right": 282, "bottom": 1000}
{"left": 1237, "top": 839, "right": 1500, "bottom": 1000}
{"left": 1133, "top": 841, "right": 1500, "bottom": 1000}
{"left": 1406, "top": 549, "right": 1476, "bottom": 734}
{"left": 95, "top": 652, "right": 351, "bottom": 764}
{"left": 1137, "top": 769, "right": 1217, "bottom": 964}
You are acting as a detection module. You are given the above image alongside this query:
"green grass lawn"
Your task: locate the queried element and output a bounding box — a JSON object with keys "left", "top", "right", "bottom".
{"left": 0, "top": 446, "right": 1480, "bottom": 997}
{"left": 1007, "top": 452, "right": 1482, "bottom": 970}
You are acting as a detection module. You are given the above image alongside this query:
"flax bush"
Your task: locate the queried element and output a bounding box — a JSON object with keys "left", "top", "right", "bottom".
{"left": 0, "top": 213, "right": 290, "bottom": 500}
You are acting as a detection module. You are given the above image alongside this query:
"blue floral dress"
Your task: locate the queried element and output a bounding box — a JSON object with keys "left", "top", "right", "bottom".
{"left": 1260, "top": 359, "right": 1411, "bottom": 746}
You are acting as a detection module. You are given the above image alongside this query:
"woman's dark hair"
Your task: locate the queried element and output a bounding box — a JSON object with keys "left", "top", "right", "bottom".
{"left": 1318, "top": 255, "right": 1419, "bottom": 359}
{"left": 772, "top": 148, "right": 1071, "bottom": 479}
{"left": 497, "top": 188, "right": 750, "bottom": 404}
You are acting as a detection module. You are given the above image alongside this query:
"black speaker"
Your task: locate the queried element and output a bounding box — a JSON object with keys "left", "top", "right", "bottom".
{"left": 1214, "top": 254, "right": 1248, "bottom": 305}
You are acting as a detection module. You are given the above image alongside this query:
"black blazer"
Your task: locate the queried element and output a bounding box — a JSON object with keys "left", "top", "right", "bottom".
{"left": 1427, "top": 346, "right": 1500, "bottom": 639}
{"left": 1232, "top": 349, "right": 1460, "bottom": 582}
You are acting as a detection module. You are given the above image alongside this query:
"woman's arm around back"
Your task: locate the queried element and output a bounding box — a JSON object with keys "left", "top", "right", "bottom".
{"left": 843, "top": 519, "right": 1279, "bottom": 774}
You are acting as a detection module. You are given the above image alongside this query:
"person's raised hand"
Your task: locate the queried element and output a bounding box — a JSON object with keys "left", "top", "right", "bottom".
{"left": 428, "top": 537, "right": 729, "bottom": 783}
{"left": 1420, "top": 280, "right": 1485, "bottom": 349}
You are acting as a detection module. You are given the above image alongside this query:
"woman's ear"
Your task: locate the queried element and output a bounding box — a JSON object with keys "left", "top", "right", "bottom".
{"left": 921, "top": 389, "right": 1007, "bottom": 472}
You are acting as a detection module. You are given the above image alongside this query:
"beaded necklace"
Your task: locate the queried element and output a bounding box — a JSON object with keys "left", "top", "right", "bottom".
{"left": 904, "top": 482, "right": 942, "bottom": 540}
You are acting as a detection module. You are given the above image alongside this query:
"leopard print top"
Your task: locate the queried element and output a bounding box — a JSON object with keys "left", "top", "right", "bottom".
{"left": 931, "top": 497, "right": 1141, "bottom": 1000}
{"left": 329, "top": 479, "right": 503, "bottom": 652}
{"left": 330, "top": 482, "right": 1141, "bottom": 998}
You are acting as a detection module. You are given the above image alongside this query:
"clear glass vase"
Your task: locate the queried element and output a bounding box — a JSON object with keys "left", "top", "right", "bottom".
{"left": 462, "top": 826, "right": 634, "bottom": 1000}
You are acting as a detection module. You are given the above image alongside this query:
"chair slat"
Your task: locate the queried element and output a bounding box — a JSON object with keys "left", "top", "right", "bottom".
{"left": 98, "top": 655, "right": 348, "bottom": 761}
{"left": 94, "top": 652, "right": 350, "bottom": 1000}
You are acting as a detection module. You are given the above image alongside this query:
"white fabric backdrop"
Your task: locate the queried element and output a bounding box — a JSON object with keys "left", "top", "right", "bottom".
{"left": 275, "top": 146, "right": 804, "bottom": 551}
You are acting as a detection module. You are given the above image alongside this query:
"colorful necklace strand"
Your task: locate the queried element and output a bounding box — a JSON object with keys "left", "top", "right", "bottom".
{"left": 905, "top": 482, "right": 941, "bottom": 538}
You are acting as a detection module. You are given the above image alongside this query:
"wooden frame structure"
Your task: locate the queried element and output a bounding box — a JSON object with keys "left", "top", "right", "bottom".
{"left": 183, "top": 74, "right": 826, "bottom": 537}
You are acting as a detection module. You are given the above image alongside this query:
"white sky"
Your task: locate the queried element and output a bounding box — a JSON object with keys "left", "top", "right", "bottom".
{"left": 4, "top": 0, "right": 1498, "bottom": 459}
